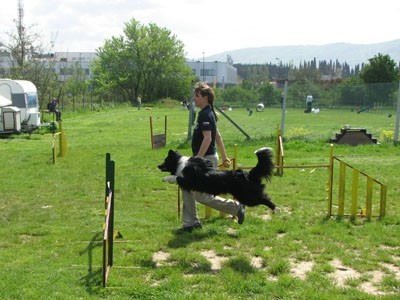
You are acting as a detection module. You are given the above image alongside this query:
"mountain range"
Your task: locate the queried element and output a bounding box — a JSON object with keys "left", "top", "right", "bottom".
{"left": 203, "top": 39, "right": 400, "bottom": 67}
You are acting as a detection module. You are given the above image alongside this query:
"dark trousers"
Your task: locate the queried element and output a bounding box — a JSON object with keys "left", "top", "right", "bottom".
{"left": 51, "top": 109, "right": 62, "bottom": 121}
{"left": 304, "top": 102, "right": 312, "bottom": 113}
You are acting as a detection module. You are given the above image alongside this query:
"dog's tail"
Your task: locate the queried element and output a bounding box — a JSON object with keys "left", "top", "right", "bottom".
{"left": 248, "top": 147, "right": 274, "bottom": 182}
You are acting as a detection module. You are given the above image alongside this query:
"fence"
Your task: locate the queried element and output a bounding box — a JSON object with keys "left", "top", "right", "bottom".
{"left": 327, "top": 155, "right": 387, "bottom": 219}
{"left": 275, "top": 131, "right": 387, "bottom": 219}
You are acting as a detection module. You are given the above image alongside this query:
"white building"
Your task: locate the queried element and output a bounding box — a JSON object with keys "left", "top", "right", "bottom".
{"left": 52, "top": 52, "right": 95, "bottom": 80}
{"left": 186, "top": 55, "right": 238, "bottom": 87}
{"left": 0, "top": 51, "right": 238, "bottom": 86}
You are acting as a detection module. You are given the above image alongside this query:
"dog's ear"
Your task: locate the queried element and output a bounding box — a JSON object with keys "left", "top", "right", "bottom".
{"left": 168, "top": 149, "right": 181, "bottom": 157}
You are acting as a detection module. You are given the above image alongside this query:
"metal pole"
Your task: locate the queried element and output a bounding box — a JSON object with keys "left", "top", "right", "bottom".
{"left": 187, "top": 99, "right": 194, "bottom": 141}
{"left": 280, "top": 80, "right": 288, "bottom": 139}
{"left": 215, "top": 106, "right": 251, "bottom": 140}
{"left": 394, "top": 81, "right": 400, "bottom": 144}
{"left": 202, "top": 52, "right": 205, "bottom": 81}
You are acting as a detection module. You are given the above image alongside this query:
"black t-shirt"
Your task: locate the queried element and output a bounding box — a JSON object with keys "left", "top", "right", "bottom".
{"left": 191, "top": 105, "right": 216, "bottom": 156}
{"left": 48, "top": 101, "right": 57, "bottom": 111}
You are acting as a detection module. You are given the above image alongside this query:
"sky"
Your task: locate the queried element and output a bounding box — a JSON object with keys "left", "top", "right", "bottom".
{"left": 1, "top": 0, "right": 399, "bottom": 61}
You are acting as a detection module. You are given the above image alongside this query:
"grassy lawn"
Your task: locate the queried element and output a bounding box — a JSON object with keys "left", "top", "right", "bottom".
{"left": 0, "top": 104, "right": 399, "bottom": 299}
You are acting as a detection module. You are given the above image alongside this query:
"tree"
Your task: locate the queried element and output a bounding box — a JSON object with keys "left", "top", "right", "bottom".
{"left": 359, "top": 53, "right": 400, "bottom": 105}
{"left": 92, "top": 19, "right": 194, "bottom": 104}
{"left": 336, "top": 76, "right": 367, "bottom": 107}
{"left": 219, "top": 86, "right": 256, "bottom": 107}
{"left": 63, "top": 61, "right": 90, "bottom": 111}
{"left": 6, "top": 0, "right": 40, "bottom": 73}
{"left": 257, "top": 83, "right": 280, "bottom": 106}
{"left": 287, "top": 81, "right": 321, "bottom": 107}
{"left": 2, "top": 0, "right": 59, "bottom": 107}
{"left": 360, "top": 53, "right": 399, "bottom": 83}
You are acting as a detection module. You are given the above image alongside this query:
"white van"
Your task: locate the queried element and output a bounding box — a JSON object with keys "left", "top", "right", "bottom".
{"left": 0, "top": 79, "right": 41, "bottom": 133}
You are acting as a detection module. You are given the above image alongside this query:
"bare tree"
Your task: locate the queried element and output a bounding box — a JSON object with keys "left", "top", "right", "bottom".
{"left": 2, "top": 0, "right": 61, "bottom": 107}
{"left": 5, "top": 0, "right": 38, "bottom": 71}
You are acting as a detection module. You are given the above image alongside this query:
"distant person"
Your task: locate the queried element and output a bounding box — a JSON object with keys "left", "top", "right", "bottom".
{"left": 137, "top": 95, "right": 142, "bottom": 110}
{"left": 181, "top": 98, "right": 189, "bottom": 110}
{"left": 47, "top": 98, "right": 62, "bottom": 121}
{"left": 304, "top": 94, "right": 313, "bottom": 113}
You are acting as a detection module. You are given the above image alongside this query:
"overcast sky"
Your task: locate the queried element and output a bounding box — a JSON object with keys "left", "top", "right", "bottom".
{"left": 1, "top": 0, "right": 399, "bottom": 60}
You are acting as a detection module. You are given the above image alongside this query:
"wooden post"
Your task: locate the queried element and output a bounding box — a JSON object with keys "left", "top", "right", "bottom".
{"left": 327, "top": 145, "right": 334, "bottom": 216}
{"left": 150, "top": 116, "right": 154, "bottom": 149}
{"left": 366, "top": 177, "right": 373, "bottom": 219}
{"left": 338, "top": 161, "right": 346, "bottom": 217}
{"left": 380, "top": 185, "right": 387, "bottom": 218}
{"left": 350, "top": 169, "right": 359, "bottom": 219}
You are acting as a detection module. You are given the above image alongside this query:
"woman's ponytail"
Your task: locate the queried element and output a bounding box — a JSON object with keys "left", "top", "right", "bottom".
{"left": 210, "top": 104, "right": 218, "bottom": 121}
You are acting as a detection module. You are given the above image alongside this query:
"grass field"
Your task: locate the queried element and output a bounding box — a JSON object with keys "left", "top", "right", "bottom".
{"left": 0, "top": 104, "right": 399, "bottom": 299}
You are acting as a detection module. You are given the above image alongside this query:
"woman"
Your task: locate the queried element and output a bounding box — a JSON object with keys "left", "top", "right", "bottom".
{"left": 181, "top": 82, "right": 245, "bottom": 232}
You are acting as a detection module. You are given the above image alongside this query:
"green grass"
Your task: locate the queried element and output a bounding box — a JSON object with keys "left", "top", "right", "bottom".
{"left": 0, "top": 104, "right": 399, "bottom": 299}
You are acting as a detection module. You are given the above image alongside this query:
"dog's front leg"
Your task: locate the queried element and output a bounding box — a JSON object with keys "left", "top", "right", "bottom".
{"left": 162, "top": 175, "right": 177, "bottom": 184}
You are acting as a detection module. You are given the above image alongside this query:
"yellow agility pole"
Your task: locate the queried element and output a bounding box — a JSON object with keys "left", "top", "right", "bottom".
{"left": 350, "top": 169, "right": 359, "bottom": 219}
{"left": 338, "top": 161, "right": 346, "bottom": 217}
{"left": 366, "top": 177, "right": 373, "bottom": 218}
{"left": 327, "top": 144, "right": 334, "bottom": 217}
{"left": 380, "top": 185, "right": 387, "bottom": 217}
{"left": 51, "top": 121, "right": 67, "bottom": 164}
{"left": 59, "top": 121, "right": 67, "bottom": 157}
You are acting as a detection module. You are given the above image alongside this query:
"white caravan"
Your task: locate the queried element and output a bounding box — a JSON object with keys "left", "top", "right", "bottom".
{"left": 0, "top": 79, "right": 41, "bottom": 133}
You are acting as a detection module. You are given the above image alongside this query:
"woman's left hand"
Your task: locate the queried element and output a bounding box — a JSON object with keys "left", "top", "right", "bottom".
{"left": 223, "top": 159, "right": 231, "bottom": 168}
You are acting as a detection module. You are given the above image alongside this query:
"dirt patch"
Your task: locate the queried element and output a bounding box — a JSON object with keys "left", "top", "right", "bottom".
{"left": 330, "top": 259, "right": 360, "bottom": 287}
{"left": 226, "top": 227, "right": 237, "bottom": 235}
{"left": 277, "top": 233, "right": 286, "bottom": 239}
{"left": 251, "top": 256, "right": 263, "bottom": 269}
{"left": 281, "top": 206, "right": 293, "bottom": 215}
{"left": 259, "top": 214, "right": 272, "bottom": 221}
{"left": 382, "top": 262, "right": 400, "bottom": 279}
{"left": 152, "top": 250, "right": 170, "bottom": 267}
{"left": 150, "top": 249, "right": 399, "bottom": 296}
{"left": 290, "top": 259, "right": 314, "bottom": 280}
{"left": 200, "top": 250, "right": 228, "bottom": 271}
{"left": 360, "top": 271, "right": 386, "bottom": 296}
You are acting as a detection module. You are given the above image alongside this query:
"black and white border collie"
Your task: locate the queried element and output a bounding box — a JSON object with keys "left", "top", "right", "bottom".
{"left": 158, "top": 147, "right": 278, "bottom": 212}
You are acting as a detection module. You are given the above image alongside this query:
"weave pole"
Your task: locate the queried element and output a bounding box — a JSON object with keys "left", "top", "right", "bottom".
{"left": 52, "top": 121, "right": 67, "bottom": 164}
